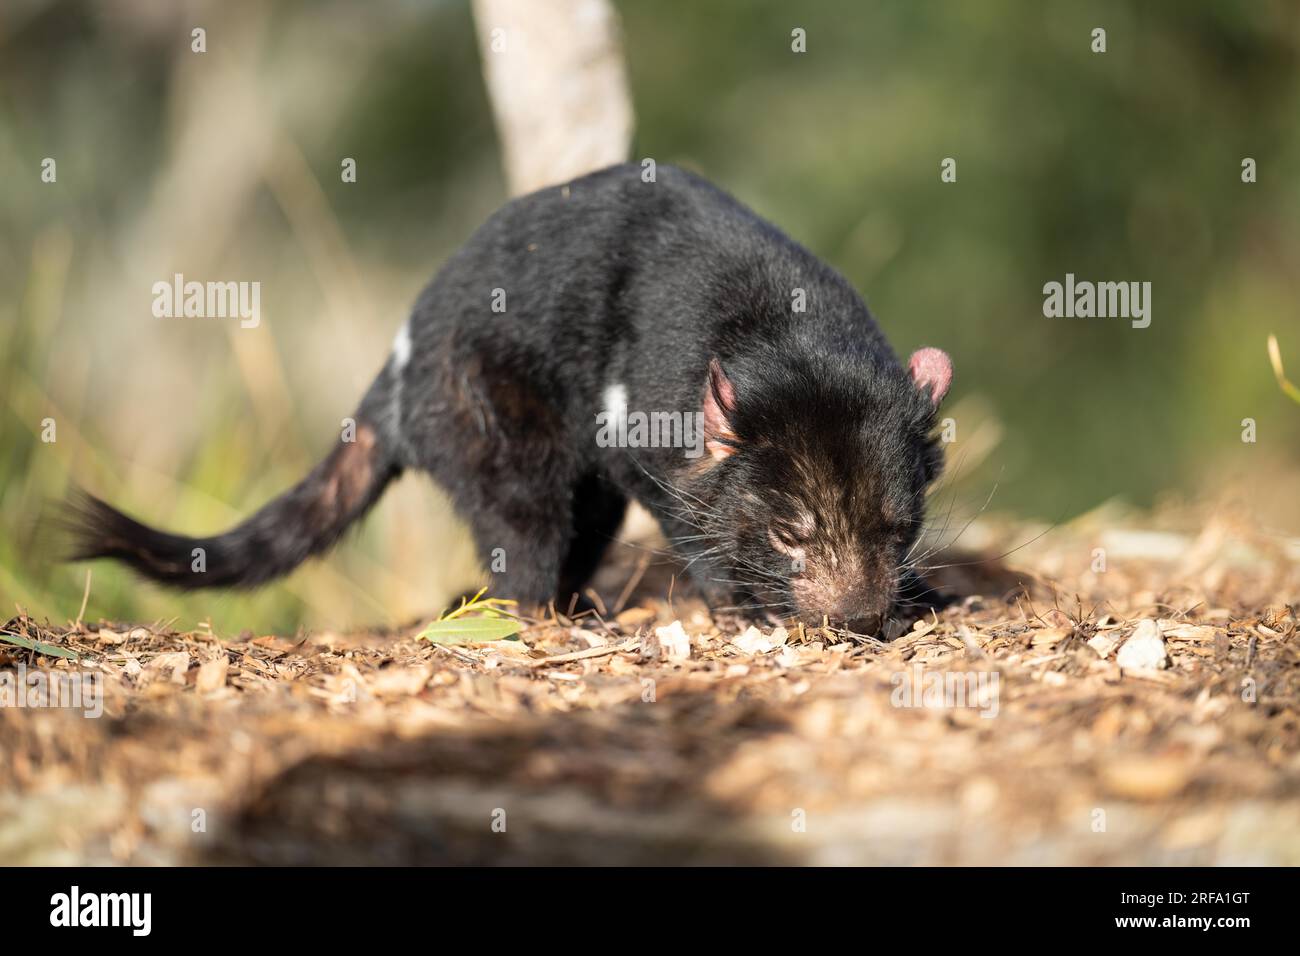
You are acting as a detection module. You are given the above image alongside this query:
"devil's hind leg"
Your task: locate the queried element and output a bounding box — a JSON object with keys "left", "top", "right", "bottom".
{"left": 405, "top": 349, "right": 586, "bottom": 610}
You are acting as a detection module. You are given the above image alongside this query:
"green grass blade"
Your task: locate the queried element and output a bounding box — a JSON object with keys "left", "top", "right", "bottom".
{"left": 1268, "top": 335, "right": 1300, "bottom": 404}
{"left": 0, "top": 631, "right": 80, "bottom": 660}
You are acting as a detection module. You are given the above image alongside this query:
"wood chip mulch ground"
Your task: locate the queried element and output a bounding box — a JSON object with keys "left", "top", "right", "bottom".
{"left": 2, "top": 509, "right": 1297, "bottom": 865}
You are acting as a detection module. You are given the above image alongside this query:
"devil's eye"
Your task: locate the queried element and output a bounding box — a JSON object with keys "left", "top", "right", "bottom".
{"left": 767, "top": 508, "right": 815, "bottom": 553}
{"left": 767, "top": 527, "right": 811, "bottom": 563}
{"left": 768, "top": 526, "right": 800, "bottom": 551}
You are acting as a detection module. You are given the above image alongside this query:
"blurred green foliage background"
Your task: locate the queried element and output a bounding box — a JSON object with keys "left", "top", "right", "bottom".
{"left": 2, "top": 0, "right": 1298, "bottom": 632}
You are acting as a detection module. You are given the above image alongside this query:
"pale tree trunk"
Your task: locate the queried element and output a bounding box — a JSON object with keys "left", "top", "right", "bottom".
{"left": 472, "top": 0, "right": 634, "bottom": 197}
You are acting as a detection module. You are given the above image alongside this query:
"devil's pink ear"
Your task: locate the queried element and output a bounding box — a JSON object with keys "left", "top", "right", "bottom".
{"left": 908, "top": 347, "right": 953, "bottom": 405}
{"left": 703, "top": 358, "right": 738, "bottom": 461}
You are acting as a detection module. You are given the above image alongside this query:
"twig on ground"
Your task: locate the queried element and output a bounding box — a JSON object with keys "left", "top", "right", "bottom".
{"left": 75, "top": 569, "right": 91, "bottom": 630}
{"left": 613, "top": 552, "right": 652, "bottom": 615}
{"left": 526, "top": 638, "right": 640, "bottom": 668}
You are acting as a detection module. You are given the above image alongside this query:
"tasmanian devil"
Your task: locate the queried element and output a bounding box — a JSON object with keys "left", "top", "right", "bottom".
{"left": 67, "top": 163, "right": 953, "bottom": 633}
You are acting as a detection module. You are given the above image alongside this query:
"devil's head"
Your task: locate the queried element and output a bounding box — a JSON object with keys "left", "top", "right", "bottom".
{"left": 685, "top": 346, "right": 952, "bottom": 633}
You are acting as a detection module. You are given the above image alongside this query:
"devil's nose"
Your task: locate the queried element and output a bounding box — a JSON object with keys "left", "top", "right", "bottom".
{"left": 800, "top": 607, "right": 885, "bottom": 634}
{"left": 842, "top": 613, "right": 883, "bottom": 635}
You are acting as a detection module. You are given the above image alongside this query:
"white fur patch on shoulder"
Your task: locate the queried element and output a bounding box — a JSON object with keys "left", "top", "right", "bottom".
{"left": 392, "top": 322, "right": 412, "bottom": 370}
{"left": 602, "top": 383, "right": 628, "bottom": 420}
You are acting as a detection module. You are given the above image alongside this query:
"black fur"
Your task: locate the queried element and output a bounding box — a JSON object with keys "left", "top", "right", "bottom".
{"left": 66, "top": 163, "right": 948, "bottom": 629}
{"left": 63, "top": 376, "right": 401, "bottom": 590}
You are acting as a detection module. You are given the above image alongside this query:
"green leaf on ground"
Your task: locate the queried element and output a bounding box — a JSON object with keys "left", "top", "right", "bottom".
{"left": 416, "top": 586, "right": 523, "bottom": 644}
{"left": 416, "top": 616, "right": 524, "bottom": 644}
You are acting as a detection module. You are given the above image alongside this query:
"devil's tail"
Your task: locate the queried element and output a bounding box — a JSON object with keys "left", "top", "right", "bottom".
{"left": 62, "top": 372, "right": 403, "bottom": 590}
